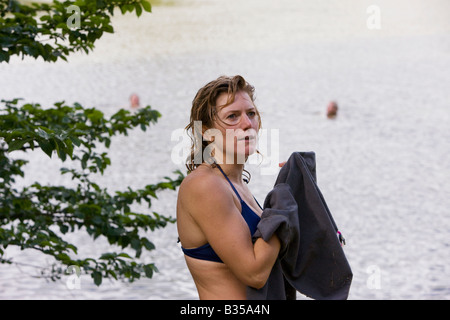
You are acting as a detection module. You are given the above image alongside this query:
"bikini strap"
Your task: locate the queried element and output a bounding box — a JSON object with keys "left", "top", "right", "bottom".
{"left": 215, "top": 164, "right": 243, "bottom": 202}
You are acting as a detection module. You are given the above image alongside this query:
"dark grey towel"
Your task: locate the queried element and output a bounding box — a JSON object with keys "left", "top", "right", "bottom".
{"left": 247, "top": 152, "right": 353, "bottom": 300}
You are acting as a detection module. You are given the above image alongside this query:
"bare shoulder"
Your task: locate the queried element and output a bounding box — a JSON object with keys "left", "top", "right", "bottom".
{"left": 178, "top": 166, "right": 233, "bottom": 216}
{"left": 179, "top": 166, "right": 228, "bottom": 199}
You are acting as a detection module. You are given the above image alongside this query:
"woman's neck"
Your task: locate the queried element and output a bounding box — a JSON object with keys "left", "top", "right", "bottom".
{"left": 215, "top": 162, "right": 244, "bottom": 183}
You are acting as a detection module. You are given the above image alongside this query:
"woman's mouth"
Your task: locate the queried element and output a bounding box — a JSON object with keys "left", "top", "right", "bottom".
{"left": 238, "top": 136, "right": 255, "bottom": 141}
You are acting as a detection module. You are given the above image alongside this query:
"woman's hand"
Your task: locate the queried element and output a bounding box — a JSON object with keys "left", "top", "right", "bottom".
{"left": 278, "top": 161, "right": 286, "bottom": 167}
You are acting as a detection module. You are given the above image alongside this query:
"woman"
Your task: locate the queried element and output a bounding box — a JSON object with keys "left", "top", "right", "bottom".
{"left": 177, "top": 75, "right": 280, "bottom": 300}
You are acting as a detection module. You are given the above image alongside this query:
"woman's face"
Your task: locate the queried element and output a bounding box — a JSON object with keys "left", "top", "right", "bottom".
{"left": 205, "top": 90, "right": 259, "bottom": 164}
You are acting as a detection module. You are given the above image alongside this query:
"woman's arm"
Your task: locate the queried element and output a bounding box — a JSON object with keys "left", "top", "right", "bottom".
{"left": 181, "top": 174, "right": 280, "bottom": 289}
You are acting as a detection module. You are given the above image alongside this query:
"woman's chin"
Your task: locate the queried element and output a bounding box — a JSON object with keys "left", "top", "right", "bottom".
{"left": 235, "top": 147, "right": 256, "bottom": 163}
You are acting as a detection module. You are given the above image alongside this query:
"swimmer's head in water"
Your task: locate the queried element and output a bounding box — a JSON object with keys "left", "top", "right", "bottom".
{"left": 327, "top": 101, "right": 338, "bottom": 118}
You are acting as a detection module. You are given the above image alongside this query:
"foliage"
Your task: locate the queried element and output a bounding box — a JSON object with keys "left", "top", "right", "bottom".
{"left": 0, "top": 0, "right": 185, "bottom": 286}
{"left": 0, "top": 99, "right": 184, "bottom": 285}
{"left": 0, "top": 0, "right": 152, "bottom": 63}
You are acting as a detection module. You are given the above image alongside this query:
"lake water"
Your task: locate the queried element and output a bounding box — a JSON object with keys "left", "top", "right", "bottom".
{"left": 1, "top": 0, "right": 450, "bottom": 300}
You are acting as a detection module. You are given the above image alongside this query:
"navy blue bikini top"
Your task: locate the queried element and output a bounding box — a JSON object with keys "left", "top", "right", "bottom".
{"left": 181, "top": 165, "right": 262, "bottom": 263}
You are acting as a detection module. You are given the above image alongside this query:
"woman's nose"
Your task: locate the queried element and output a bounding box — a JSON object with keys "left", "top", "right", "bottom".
{"left": 240, "top": 114, "right": 252, "bottom": 129}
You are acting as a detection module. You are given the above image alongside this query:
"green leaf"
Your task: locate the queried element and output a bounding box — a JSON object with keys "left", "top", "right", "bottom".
{"left": 37, "top": 139, "right": 54, "bottom": 158}
{"left": 141, "top": 0, "right": 152, "bottom": 12}
{"left": 8, "top": 139, "right": 29, "bottom": 152}
{"left": 56, "top": 22, "right": 68, "bottom": 31}
{"left": 59, "top": 225, "right": 69, "bottom": 234}
{"left": 130, "top": 238, "right": 141, "bottom": 251}
{"left": 141, "top": 237, "right": 155, "bottom": 251}
{"left": 107, "top": 270, "right": 118, "bottom": 280}
{"left": 92, "top": 271, "right": 102, "bottom": 286}
{"left": 54, "top": 138, "right": 67, "bottom": 161}
{"left": 36, "top": 127, "right": 51, "bottom": 140}
{"left": 143, "top": 264, "right": 154, "bottom": 278}
{"left": 100, "top": 252, "right": 116, "bottom": 260}
{"left": 135, "top": 3, "right": 142, "bottom": 17}
{"left": 0, "top": 50, "right": 10, "bottom": 63}
{"left": 56, "top": 253, "right": 71, "bottom": 264}
{"left": 69, "top": 135, "right": 81, "bottom": 147}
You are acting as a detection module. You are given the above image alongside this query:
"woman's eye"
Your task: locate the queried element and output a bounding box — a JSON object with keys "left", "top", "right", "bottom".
{"left": 248, "top": 111, "right": 256, "bottom": 117}
{"left": 227, "top": 114, "right": 236, "bottom": 119}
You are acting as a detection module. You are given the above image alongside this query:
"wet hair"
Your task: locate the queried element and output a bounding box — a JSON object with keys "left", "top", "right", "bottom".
{"left": 185, "top": 75, "right": 262, "bottom": 182}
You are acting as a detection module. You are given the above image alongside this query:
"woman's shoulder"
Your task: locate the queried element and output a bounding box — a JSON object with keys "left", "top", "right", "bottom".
{"left": 178, "top": 165, "right": 230, "bottom": 205}
{"left": 178, "top": 166, "right": 240, "bottom": 225}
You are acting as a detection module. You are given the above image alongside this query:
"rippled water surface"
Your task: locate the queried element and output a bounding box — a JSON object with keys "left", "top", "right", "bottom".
{"left": 1, "top": 0, "right": 450, "bottom": 299}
